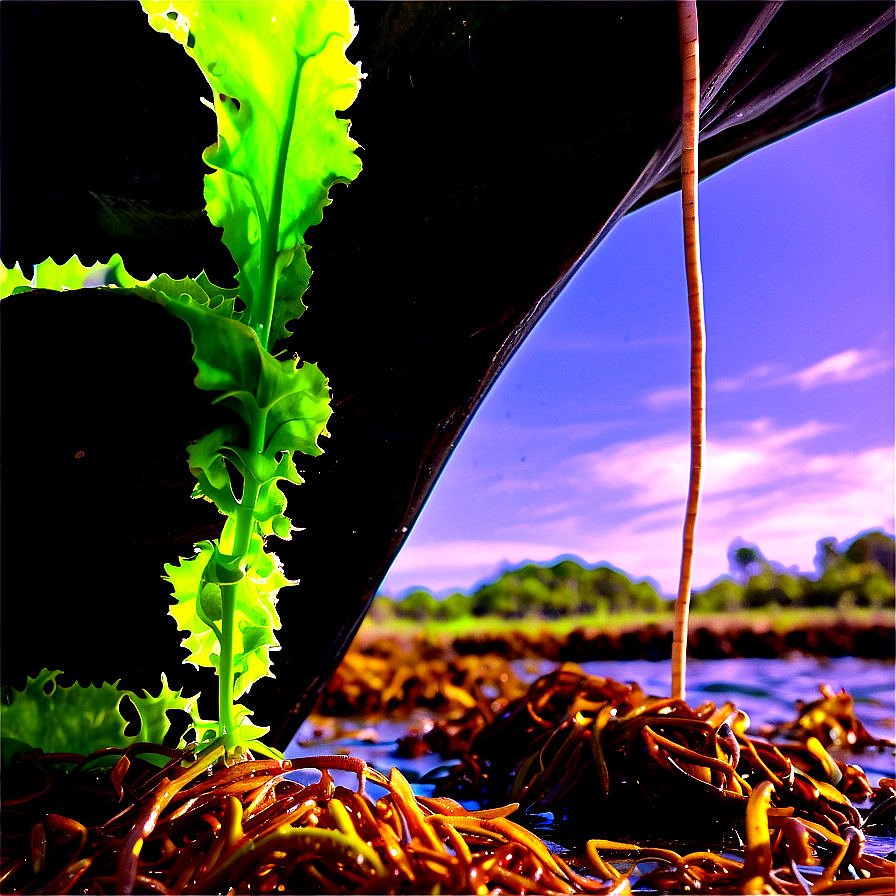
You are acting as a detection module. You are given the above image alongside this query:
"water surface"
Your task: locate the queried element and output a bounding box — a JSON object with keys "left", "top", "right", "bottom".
{"left": 288, "top": 655, "right": 894, "bottom": 785}
{"left": 287, "top": 655, "right": 895, "bottom": 862}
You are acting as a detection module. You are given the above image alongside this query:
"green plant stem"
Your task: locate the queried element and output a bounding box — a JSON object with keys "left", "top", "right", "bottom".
{"left": 251, "top": 55, "right": 302, "bottom": 352}
{"left": 218, "top": 583, "right": 237, "bottom": 735}
{"left": 216, "top": 415, "right": 266, "bottom": 740}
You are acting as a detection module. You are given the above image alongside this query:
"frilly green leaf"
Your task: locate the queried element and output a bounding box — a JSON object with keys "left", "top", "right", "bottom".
{"left": 186, "top": 425, "right": 243, "bottom": 515}
{"left": 186, "top": 419, "right": 307, "bottom": 541}
{"left": 139, "top": 272, "right": 241, "bottom": 318}
{"left": 1, "top": 253, "right": 151, "bottom": 298}
{"left": 137, "top": 280, "right": 333, "bottom": 460}
{"left": 0, "top": 670, "right": 198, "bottom": 767}
{"left": 0, "top": 262, "right": 32, "bottom": 298}
{"left": 141, "top": 0, "right": 362, "bottom": 348}
{"left": 191, "top": 706, "right": 275, "bottom": 758}
{"left": 129, "top": 675, "right": 200, "bottom": 746}
{"left": 164, "top": 533, "right": 292, "bottom": 698}
{"left": 165, "top": 541, "right": 220, "bottom": 670}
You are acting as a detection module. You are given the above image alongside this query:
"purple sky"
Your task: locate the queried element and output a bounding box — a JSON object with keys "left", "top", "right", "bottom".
{"left": 381, "top": 90, "right": 895, "bottom": 599}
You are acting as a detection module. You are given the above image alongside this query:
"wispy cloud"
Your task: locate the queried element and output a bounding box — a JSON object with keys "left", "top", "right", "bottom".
{"left": 786, "top": 349, "right": 893, "bottom": 390}
{"left": 643, "top": 386, "right": 690, "bottom": 410}
{"left": 642, "top": 348, "right": 893, "bottom": 408}
{"left": 572, "top": 419, "right": 838, "bottom": 509}
{"left": 383, "top": 418, "right": 894, "bottom": 596}
{"left": 713, "top": 362, "right": 787, "bottom": 393}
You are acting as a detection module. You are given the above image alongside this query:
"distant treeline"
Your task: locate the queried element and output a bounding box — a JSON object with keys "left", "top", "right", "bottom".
{"left": 371, "top": 530, "right": 895, "bottom": 622}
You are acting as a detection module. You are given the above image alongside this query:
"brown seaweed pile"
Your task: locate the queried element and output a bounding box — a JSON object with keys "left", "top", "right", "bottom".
{"left": 423, "top": 662, "right": 895, "bottom": 893}
{"left": 1, "top": 742, "right": 621, "bottom": 894}
{"left": 309, "top": 638, "right": 532, "bottom": 760}
{"left": 3, "top": 657, "right": 893, "bottom": 894}
{"left": 766, "top": 684, "right": 894, "bottom": 753}
{"left": 314, "top": 636, "right": 529, "bottom": 719}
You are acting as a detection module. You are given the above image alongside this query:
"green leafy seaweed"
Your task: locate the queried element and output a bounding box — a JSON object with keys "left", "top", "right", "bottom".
{"left": 142, "top": 0, "right": 363, "bottom": 350}
{"left": 2, "top": 1, "right": 361, "bottom": 763}
{"left": 0, "top": 253, "right": 150, "bottom": 299}
{"left": 1, "top": 670, "right": 197, "bottom": 767}
{"left": 132, "top": 0, "right": 360, "bottom": 758}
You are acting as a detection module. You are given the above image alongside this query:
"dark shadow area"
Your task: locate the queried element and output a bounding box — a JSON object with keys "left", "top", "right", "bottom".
{"left": 1, "top": 2, "right": 892, "bottom": 749}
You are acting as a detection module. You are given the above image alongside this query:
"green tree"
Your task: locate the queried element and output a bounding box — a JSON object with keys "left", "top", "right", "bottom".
{"left": 845, "top": 530, "right": 895, "bottom": 578}
{"left": 368, "top": 595, "right": 396, "bottom": 623}
{"left": 815, "top": 562, "right": 895, "bottom": 609}
{"left": 472, "top": 580, "right": 520, "bottom": 617}
{"left": 691, "top": 576, "right": 744, "bottom": 613}
{"left": 436, "top": 592, "right": 473, "bottom": 620}
{"left": 743, "top": 567, "right": 778, "bottom": 608}
{"left": 861, "top": 570, "right": 896, "bottom": 608}
{"left": 630, "top": 580, "right": 666, "bottom": 613}
{"left": 543, "top": 583, "right": 578, "bottom": 617}
{"left": 812, "top": 531, "right": 895, "bottom": 608}
{"left": 396, "top": 589, "right": 437, "bottom": 620}
{"left": 744, "top": 567, "right": 809, "bottom": 608}
{"left": 519, "top": 576, "right": 551, "bottom": 614}
{"left": 727, "top": 538, "right": 767, "bottom": 585}
{"left": 814, "top": 537, "right": 841, "bottom": 576}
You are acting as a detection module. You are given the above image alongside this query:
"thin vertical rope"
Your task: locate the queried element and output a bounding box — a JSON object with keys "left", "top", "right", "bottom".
{"left": 672, "top": 0, "right": 705, "bottom": 703}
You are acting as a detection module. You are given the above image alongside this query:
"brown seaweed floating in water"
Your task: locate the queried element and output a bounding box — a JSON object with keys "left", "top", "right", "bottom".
{"left": 766, "top": 684, "right": 895, "bottom": 753}
{"left": 428, "top": 662, "right": 895, "bottom": 894}
{"left": 315, "top": 636, "right": 529, "bottom": 721}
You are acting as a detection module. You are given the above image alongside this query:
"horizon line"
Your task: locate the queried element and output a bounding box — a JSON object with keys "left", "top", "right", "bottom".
{"left": 377, "top": 526, "right": 895, "bottom": 602}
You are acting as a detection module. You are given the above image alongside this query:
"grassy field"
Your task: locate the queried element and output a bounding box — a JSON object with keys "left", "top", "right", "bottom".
{"left": 356, "top": 606, "right": 893, "bottom": 645}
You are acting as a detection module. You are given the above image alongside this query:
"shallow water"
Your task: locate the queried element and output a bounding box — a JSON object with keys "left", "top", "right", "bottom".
{"left": 552, "top": 654, "right": 895, "bottom": 786}
{"left": 286, "top": 655, "right": 895, "bottom": 862}
{"left": 287, "top": 654, "right": 895, "bottom": 785}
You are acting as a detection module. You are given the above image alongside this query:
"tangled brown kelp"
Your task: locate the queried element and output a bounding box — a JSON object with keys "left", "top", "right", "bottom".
{"left": 1, "top": 739, "right": 626, "bottom": 895}
{"left": 426, "top": 662, "right": 895, "bottom": 894}
{"left": 309, "top": 639, "right": 532, "bottom": 760}
{"left": 314, "top": 636, "right": 529, "bottom": 720}
{"left": 3, "top": 672, "right": 891, "bottom": 896}
{"left": 767, "top": 684, "right": 895, "bottom": 754}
